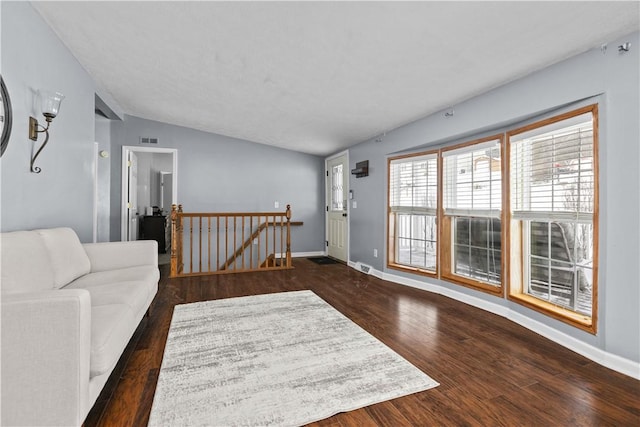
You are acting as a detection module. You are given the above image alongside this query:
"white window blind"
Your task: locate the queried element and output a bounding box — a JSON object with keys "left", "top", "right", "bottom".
{"left": 389, "top": 154, "right": 438, "bottom": 215}
{"left": 443, "top": 139, "right": 502, "bottom": 217}
{"left": 510, "top": 114, "right": 594, "bottom": 221}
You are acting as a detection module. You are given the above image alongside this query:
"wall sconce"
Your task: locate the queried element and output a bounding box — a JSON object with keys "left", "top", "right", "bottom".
{"left": 28, "top": 90, "right": 65, "bottom": 173}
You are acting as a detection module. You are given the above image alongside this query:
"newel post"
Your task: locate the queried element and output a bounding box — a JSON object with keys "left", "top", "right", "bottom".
{"left": 177, "top": 204, "right": 183, "bottom": 275}
{"left": 170, "top": 204, "right": 184, "bottom": 277}
{"left": 285, "top": 204, "right": 292, "bottom": 268}
{"left": 170, "top": 204, "right": 178, "bottom": 277}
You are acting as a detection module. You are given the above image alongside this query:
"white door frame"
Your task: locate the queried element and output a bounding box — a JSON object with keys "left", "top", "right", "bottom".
{"left": 120, "top": 146, "right": 179, "bottom": 241}
{"left": 325, "top": 149, "right": 349, "bottom": 261}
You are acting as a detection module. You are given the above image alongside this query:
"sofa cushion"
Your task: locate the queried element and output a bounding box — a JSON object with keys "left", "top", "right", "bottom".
{"left": 67, "top": 280, "right": 153, "bottom": 318}
{"left": 0, "top": 231, "right": 55, "bottom": 294}
{"left": 90, "top": 304, "right": 136, "bottom": 377}
{"left": 67, "top": 265, "right": 160, "bottom": 290}
{"left": 36, "top": 228, "right": 91, "bottom": 288}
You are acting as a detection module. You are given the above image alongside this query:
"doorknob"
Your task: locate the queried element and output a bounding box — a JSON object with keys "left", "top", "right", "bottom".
{"left": 342, "top": 213, "right": 348, "bottom": 217}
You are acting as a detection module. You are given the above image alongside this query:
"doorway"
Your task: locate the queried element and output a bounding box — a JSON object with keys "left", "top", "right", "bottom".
{"left": 325, "top": 151, "right": 349, "bottom": 262}
{"left": 121, "top": 146, "right": 178, "bottom": 242}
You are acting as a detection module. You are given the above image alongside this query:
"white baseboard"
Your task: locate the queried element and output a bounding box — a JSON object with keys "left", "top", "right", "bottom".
{"left": 346, "top": 262, "right": 640, "bottom": 380}
{"left": 272, "top": 251, "right": 325, "bottom": 258}
{"left": 291, "top": 251, "right": 325, "bottom": 258}
{"left": 505, "top": 310, "right": 640, "bottom": 379}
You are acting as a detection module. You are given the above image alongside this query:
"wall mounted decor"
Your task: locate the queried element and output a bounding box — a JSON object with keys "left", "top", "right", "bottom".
{"left": 28, "top": 89, "right": 65, "bottom": 173}
{"left": 0, "top": 76, "right": 13, "bottom": 157}
{"left": 351, "top": 160, "right": 369, "bottom": 178}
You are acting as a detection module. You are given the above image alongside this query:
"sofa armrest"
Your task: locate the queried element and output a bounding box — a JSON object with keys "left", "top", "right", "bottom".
{"left": 83, "top": 240, "right": 158, "bottom": 272}
{"left": 1, "top": 289, "right": 92, "bottom": 426}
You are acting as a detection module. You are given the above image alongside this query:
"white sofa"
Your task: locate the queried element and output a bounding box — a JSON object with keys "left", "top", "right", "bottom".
{"left": 1, "top": 227, "right": 159, "bottom": 426}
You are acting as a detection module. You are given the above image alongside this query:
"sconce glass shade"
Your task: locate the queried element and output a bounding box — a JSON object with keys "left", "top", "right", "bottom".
{"left": 39, "top": 90, "right": 65, "bottom": 119}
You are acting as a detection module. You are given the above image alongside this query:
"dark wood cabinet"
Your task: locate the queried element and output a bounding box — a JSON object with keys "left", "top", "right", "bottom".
{"left": 141, "top": 215, "right": 169, "bottom": 253}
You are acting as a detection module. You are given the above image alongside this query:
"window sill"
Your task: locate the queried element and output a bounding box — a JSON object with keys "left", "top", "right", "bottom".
{"left": 387, "top": 263, "right": 437, "bottom": 278}
{"left": 508, "top": 292, "right": 595, "bottom": 334}
{"left": 440, "top": 272, "right": 503, "bottom": 296}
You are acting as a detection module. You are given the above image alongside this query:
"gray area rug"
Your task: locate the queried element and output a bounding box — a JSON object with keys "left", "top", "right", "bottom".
{"left": 149, "top": 290, "right": 438, "bottom": 426}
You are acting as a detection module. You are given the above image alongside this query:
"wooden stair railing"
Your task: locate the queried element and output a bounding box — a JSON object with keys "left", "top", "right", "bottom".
{"left": 170, "top": 204, "right": 299, "bottom": 277}
{"left": 260, "top": 254, "right": 276, "bottom": 269}
{"left": 219, "top": 220, "right": 277, "bottom": 271}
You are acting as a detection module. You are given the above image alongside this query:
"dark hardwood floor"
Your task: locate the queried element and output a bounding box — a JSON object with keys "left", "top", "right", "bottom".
{"left": 86, "top": 259, "right": 640, "bottom": 426}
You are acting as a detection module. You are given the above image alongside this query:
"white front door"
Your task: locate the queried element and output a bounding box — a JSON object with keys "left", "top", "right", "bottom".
{"left": 326, "top": 153, "right": 348, "bottom": 261}
{"left": 127, "top": 151, "right": 139, "bottom": 241}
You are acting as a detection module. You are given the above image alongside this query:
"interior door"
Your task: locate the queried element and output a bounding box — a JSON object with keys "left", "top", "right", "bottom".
{"left": 127, "top": 151, "right": 139, "bottom": 241}
{"left": 326, "top": 154, "right": 348, "bottom": 261}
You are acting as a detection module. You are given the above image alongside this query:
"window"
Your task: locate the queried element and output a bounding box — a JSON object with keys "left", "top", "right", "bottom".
{"left": 441, "top": 136, "right": 503, "bottom": 293}
{"left": 384, "top": 104, "right": 598, "bottom": 332}
{"left": 388, "top": 152, "right": 438, "bottom": 274}
{"left": 331, "top": 164, "right": 344, "bottom": 211}
{"left": 507, "top": 105, "right": 598, "bottom": 331}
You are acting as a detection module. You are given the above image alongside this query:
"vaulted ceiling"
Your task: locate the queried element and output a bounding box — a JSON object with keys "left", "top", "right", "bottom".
{"left": 33, "top": 1, "right": 639, "bottom": 156}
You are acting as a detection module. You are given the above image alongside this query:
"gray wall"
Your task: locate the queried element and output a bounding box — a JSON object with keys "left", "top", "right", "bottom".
{"left": 346, "top": 31, "right": 640, "bottom": 364}
{"left": 1, "top": 2, "right": 98, "bottom": 242}
{"left": 109, "top": 115, "right": 326, "bottom": 253}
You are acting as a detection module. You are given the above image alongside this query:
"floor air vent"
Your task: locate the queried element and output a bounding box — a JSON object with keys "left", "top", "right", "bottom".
{"left": 356, "top": 262, "right": 372, "bottom": 274}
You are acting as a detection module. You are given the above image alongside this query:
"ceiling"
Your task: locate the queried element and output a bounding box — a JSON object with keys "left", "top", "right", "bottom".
{"left": 33, "top": 1, "right": 639, "bottom": 156}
